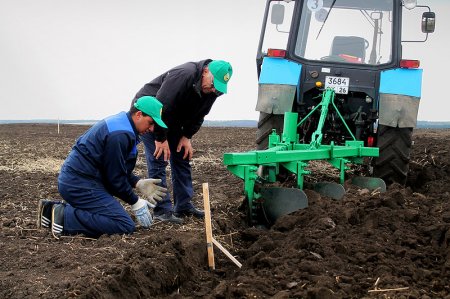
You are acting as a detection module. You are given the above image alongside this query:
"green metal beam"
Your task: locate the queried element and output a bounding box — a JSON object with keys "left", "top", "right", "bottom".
{"left": 223, "top": 145, "right": 378, "bottom": 166}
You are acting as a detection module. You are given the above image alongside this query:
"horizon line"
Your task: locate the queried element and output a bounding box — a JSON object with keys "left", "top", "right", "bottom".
{"left": 1, "top": 119, "right": 450, "bottom": 123}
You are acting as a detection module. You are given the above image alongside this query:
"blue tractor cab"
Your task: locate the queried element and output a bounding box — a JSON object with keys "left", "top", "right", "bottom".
{"left": 255, "top": 0, "right": 435, "bottom": 185}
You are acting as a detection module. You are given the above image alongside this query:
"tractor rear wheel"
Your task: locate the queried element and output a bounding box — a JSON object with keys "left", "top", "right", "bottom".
{"left": 256, "top": 112, "right": 284, "bottom": 149}
{"left": 373, "top": 125, "right": 413, "bottom": 185}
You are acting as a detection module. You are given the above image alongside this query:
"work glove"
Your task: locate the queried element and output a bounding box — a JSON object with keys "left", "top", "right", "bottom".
{"left": 136, "top": 178, "right": 167, "bottom": 204}
{"left": 131, "top": 197, "right": 154, "bottom": 228}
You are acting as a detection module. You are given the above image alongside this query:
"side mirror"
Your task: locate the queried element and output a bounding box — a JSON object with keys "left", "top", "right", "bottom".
{"left": 422, "top": 11, "right": 435, "bottom": 33}
{"left": 271, "top": 4, "right": 285, "bottom": 25}
{"left": 370, "top": 11, "right": 382, "bottom": 20}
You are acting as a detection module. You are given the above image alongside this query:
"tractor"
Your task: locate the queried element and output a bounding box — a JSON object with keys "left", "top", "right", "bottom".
{"left": 224, "top": 0, "right": 436, "bottom": 225}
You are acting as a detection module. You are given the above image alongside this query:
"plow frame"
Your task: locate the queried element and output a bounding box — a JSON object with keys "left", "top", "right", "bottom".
{"left": 224, "top": 88, "right": 380, "bottom": 224}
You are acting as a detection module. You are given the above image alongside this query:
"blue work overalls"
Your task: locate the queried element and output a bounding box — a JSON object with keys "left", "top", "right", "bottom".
{"left": 141, "top": 132, "right": 194, "bottom": 215}
{"left": 58, "top": 112, "right": 140, "bottom": 238}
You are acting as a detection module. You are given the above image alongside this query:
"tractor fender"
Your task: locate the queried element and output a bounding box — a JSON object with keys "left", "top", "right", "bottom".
{"left": 378, "top": 68, "right": 423, "bottom": 128}
{"left": 256, "top": 57, "right": 301, "bottom": 115}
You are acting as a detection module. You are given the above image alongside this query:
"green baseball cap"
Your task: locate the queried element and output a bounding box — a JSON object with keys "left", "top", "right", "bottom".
{"left": 134, "top": 96, "right": 167, "bottom": 128}
{"left": 208, "top": 60, "right": 233, "bottom": 94}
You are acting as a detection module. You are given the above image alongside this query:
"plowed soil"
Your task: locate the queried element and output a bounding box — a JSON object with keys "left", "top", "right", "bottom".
{"left": 0, "top": 124, "right": 449, "bottom": 298}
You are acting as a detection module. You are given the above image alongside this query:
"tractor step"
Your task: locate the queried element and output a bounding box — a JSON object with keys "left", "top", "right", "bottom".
{"left": 260, "top": 187, "right": 308, "bottom": 224}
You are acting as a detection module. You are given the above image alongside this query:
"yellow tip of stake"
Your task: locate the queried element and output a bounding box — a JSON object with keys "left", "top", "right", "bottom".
{"left": 315, "top": 81, "right": 323, "bottom": 88}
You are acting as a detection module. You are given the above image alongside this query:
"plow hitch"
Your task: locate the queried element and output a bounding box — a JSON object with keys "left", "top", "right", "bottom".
{"left": 224, "top": 88, "right": 385, "bottom": 225}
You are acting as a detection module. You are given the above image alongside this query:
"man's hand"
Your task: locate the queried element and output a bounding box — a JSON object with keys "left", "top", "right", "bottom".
{"left": 136, "top": 178, "right": 167, "bottom": 204}
{"left": 131, "top": 198, "right": 154, "bottom": 228}
{"left": 177, "top": 136, "right": 193, "bottom": 160}
{"left": 154, "top": 140, "right": 170, "bottom": 161}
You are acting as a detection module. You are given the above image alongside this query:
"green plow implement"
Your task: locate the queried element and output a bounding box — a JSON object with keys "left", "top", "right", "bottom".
{"left": 224, "top": 88, "right": 386, "bottom": 225}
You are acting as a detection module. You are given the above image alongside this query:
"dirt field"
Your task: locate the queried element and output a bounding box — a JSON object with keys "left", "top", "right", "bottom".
{"left": 0, "top": 124, "right": 449, "bottom": 298}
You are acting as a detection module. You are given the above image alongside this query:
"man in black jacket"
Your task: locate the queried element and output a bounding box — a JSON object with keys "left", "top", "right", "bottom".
{"left": 131, "top": 59, "right": 233, "bottom": 223}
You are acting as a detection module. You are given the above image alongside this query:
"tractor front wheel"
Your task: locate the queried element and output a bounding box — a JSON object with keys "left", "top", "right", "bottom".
{"left": 373, "top": 125, "right": 413, "bottom": 185}
{"left": 256, "top": 112, "right": 284, "bottom": 149}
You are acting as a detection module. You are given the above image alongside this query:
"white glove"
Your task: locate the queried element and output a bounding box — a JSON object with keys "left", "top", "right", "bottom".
{"left": 131, "top": 198, "right": 154, "bottom": 228}
{"left": 136, "top": 178, "right": 168, "bottom": 204}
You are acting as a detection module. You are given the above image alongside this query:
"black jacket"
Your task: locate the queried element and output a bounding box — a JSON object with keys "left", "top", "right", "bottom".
{"left": 132, "top": 59, "right": 218, "bottom": 141}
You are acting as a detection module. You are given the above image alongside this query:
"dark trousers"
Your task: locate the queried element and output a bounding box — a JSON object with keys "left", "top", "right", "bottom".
{"left": 58, "top": 165, "right": 135, "bottom": 238}
{"left": 141, "top": 132, "right": 194, "bottom": 215}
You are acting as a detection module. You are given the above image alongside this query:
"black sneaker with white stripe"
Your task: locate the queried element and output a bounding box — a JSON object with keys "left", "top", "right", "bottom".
{"left": 51, "top": 203, "right": 66, "bottom": 239}
{"left": 37, "top": 199, "right": 61, "bottom": 229}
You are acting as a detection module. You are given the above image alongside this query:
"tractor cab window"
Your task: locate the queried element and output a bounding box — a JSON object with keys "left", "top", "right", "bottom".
{"left": 260, "top": 1, "right": 295, "bottom": 56}
{"left": 294, "top": 0, "right": 394, "bottom": 65}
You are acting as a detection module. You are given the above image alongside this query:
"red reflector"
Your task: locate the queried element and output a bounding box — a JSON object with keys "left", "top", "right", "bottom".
{"left": 338, "top": 54, "right": 363, "bottom": 63}
{"left": 267, "top": 48, "right": 286, "bottom": 58}
{"left": 367, "top": 136, "right": 375, "bottom": 147}
{"left": 400, "top": 60, "right": 420, "bottom": 68}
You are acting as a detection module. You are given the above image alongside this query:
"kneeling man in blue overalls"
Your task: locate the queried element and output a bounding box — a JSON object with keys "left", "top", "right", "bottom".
{"left": 38, "top": 96, "right": 168, "bottom": 239}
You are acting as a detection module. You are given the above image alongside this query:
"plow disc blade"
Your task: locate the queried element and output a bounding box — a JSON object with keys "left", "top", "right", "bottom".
{"left": 261, "top": 187, "right": 308, "bottom": 223}
{"left": 314, "top": 182, "right": 345, "bottom": 200}
{"left": 351, "top": 176, "right": 386, "bottom": 192}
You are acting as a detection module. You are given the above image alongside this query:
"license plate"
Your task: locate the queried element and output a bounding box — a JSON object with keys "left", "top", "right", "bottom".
{"left": 325, "top": 76, "right": 349, "bottom": 94}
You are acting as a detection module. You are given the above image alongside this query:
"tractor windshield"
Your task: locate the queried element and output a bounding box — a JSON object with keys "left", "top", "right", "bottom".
{"left": 294, "top": 0, "right": 394, "bottom": 65}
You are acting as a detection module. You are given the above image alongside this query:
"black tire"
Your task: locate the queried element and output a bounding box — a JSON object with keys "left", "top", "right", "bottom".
{"left": 373, "top": 125, "right": 413, "bottom": 185}
{"left": 256, "top": 112, "right": 284, "bottom": 150}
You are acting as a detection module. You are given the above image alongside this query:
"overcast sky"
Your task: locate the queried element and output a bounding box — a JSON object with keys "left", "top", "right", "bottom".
{"left": 1, "top": 0, "right": 449, "bottom": 121}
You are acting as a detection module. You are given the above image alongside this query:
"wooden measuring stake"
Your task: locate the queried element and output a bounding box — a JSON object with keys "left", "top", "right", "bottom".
{"left": 203, "top": 182, "right": 242, "bottom": 269}
{"left": 202, "top": 183, "right": 215, "bottom": 270}
{"left": 212, "top": 238, "right": 242, "bottom": 268}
